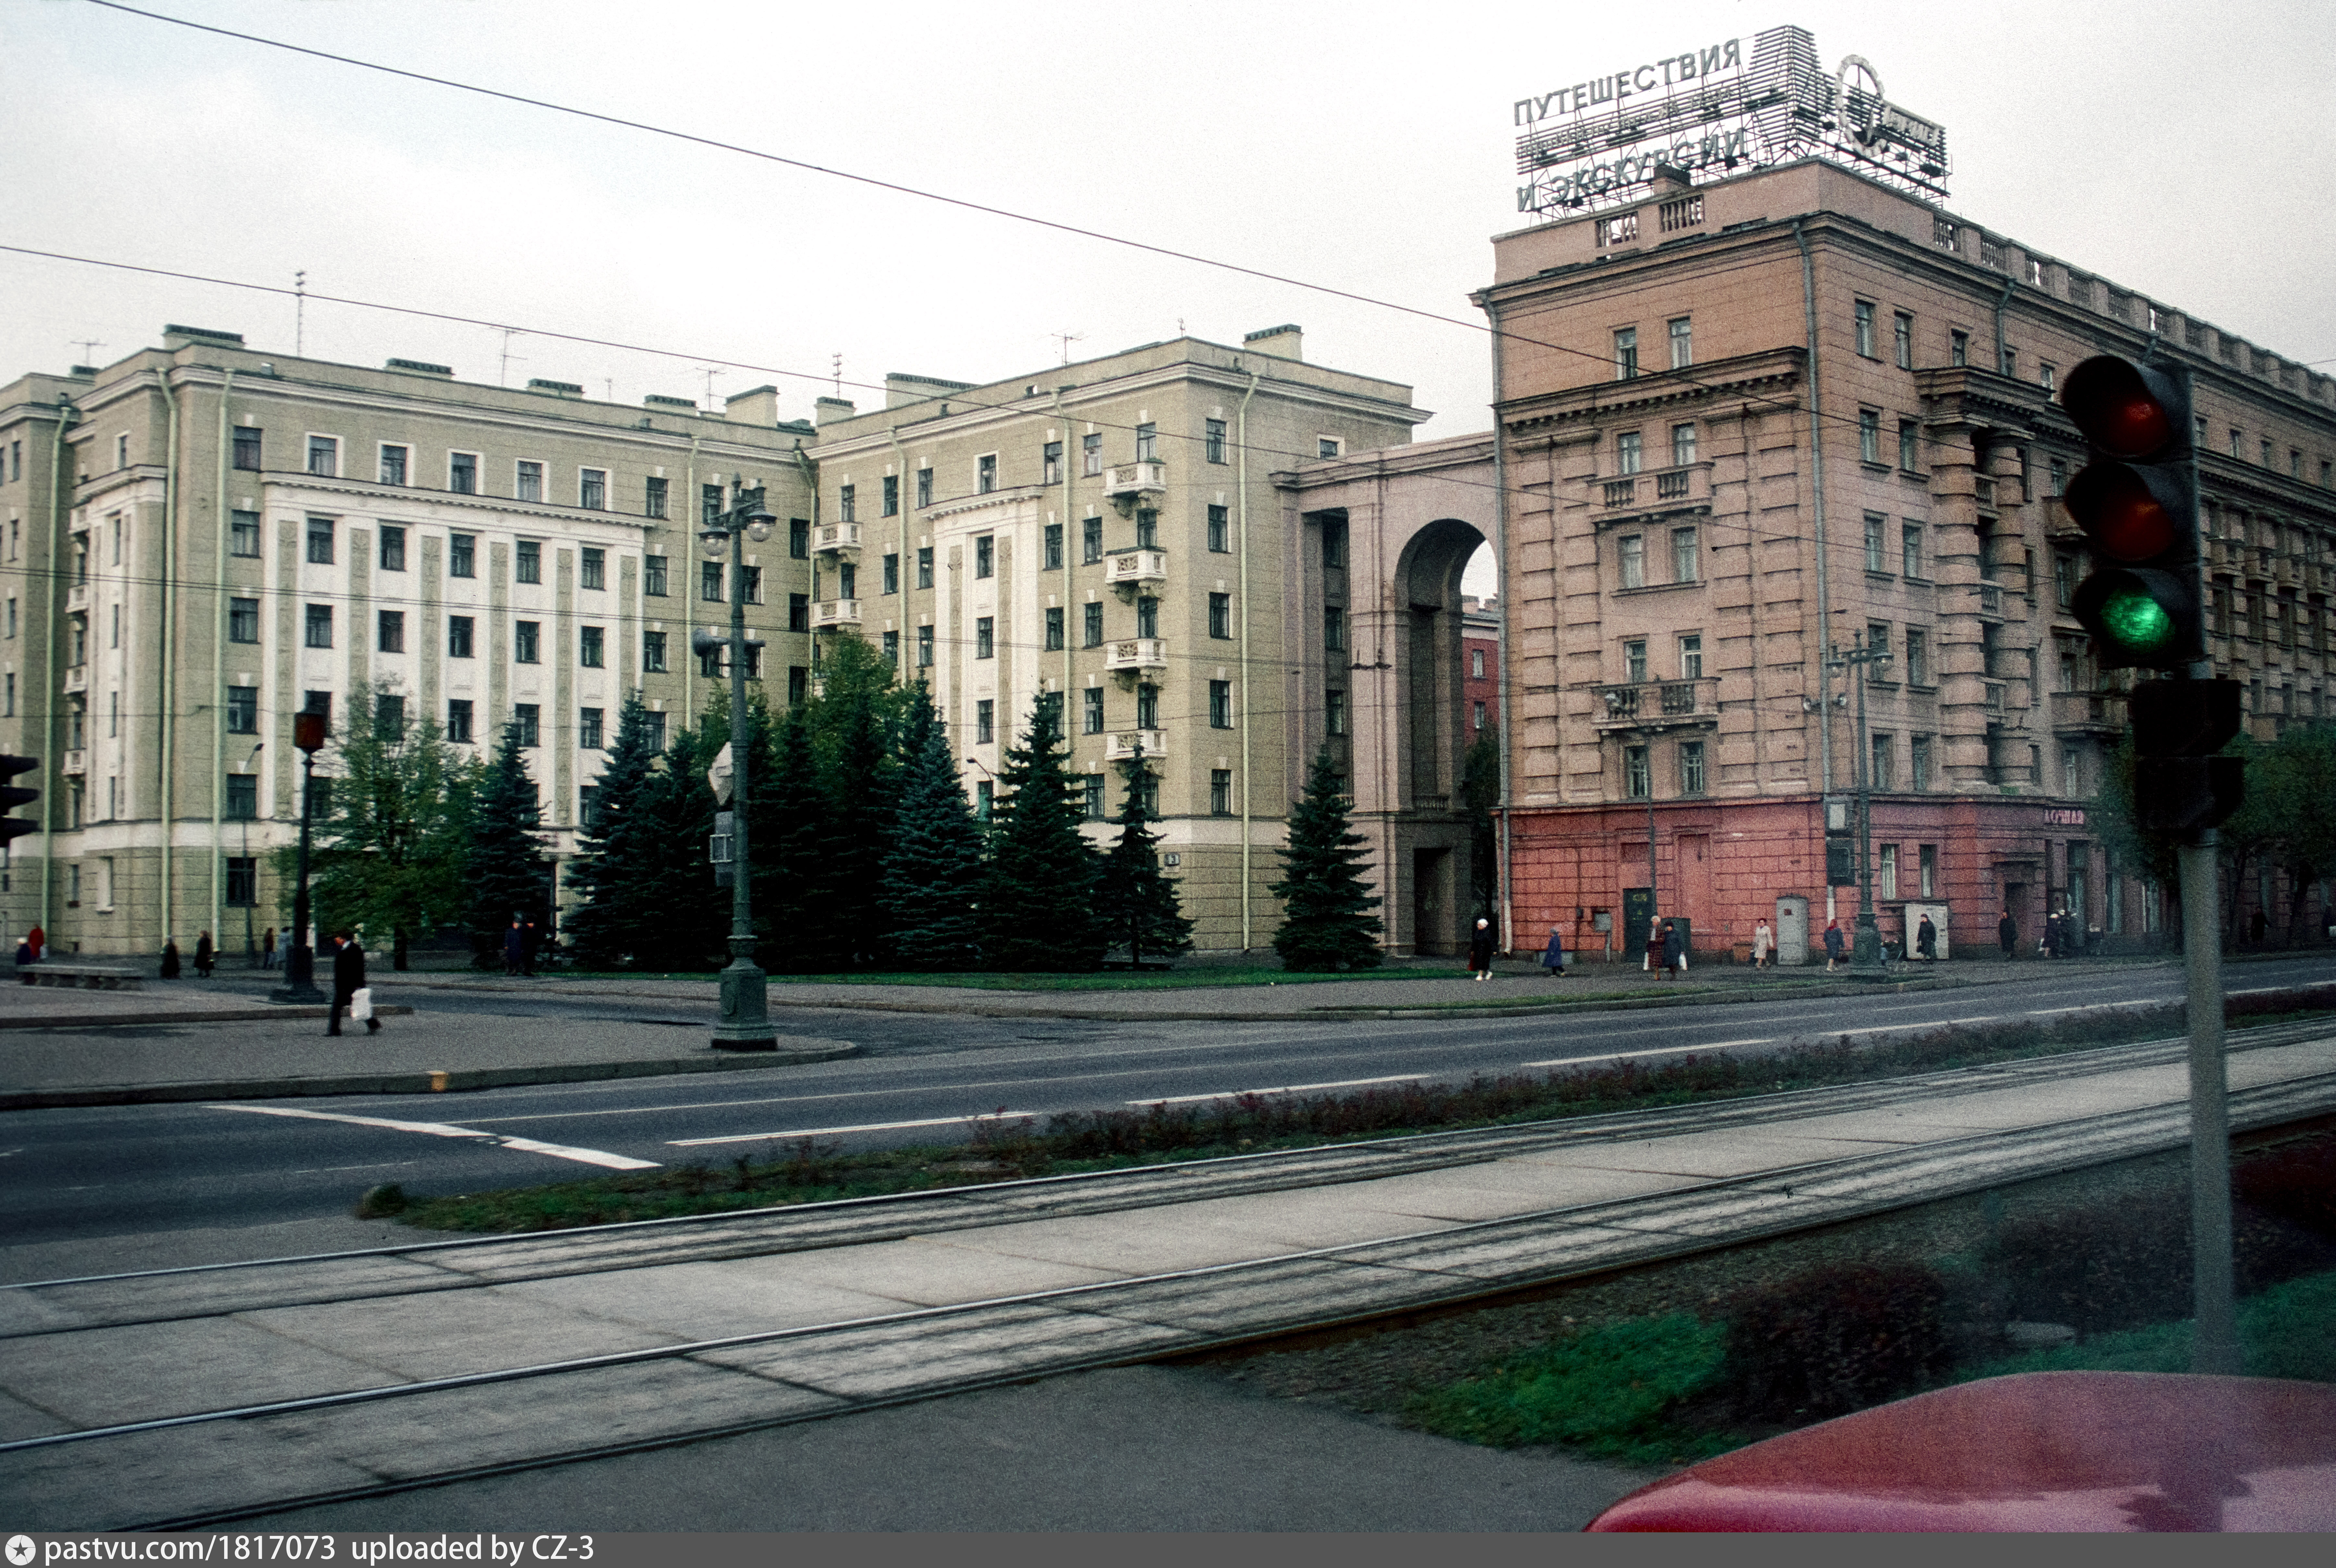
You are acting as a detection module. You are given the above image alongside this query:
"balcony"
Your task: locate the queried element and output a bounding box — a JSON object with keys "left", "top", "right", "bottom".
{"left": 1975, "top": 475, "right": 1998, "bottom": 510}
{"left": 1590, "top": 464, "right": 1710, "bottom": 519}
{"left": 1977, "top": 582, "right": 2005, "bottom": 618}
{"left": 1105, "top": 637, "right": 1168, "bottom": 681}
{"left": 62, "top": 665, "right": 87, "bottom": 695}
{"left": 1105, "top": 729, "right": 1167, "bottom": 761}
{"left": 812, "top": 598, "right": 862, "bottom": 630}
{"left": 1104, "top": 548, "right": 1169, "bottom": 595}
{"left": 813, "top": 522, "right": 862, "bottom": 556}
{"left": 62, "top": 749, "right": 86, "bottom": 777}
{"left": 2050, "top": 690, "right": 2124, "bottom": 735}
{"left": 66, "top": 584, "right": 90, "bottom": 615}
{"left": 1103, "top": 461, "right": 1167, "bottom": 511}
{"left": 1591, "top": 679, "right": 1717, "bottom": 733}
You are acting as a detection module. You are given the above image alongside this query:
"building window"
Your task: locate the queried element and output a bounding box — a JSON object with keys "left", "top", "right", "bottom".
{"left": 975, "top": 534, "right": 994, "bottom": 578}
{"left": 1619, "top": 535, "right": 1645, "bottom": 590}
{"left": 1680, "top": 739, "right": 1707, "bottom": 795}
{"left": 1865, "top": 512, "right": 1888, "bottom": 574}
{"left": 1906, "top": 628, "right": 1929, "bottom": 686}
{"left": 1879, "top": 842, "right": 1899, "bottom": 900}
{"left": 1999, "top": 348, "right": 2017, "bottom": 377}
{"left": 1871, "top": 733, "right": 1895, "bottom": 791}
{"left": 882, "top": 630, "right": 899, "bottom": 664}
{"left": 1911, "top": 734, "right": 1934, "bottom": 791}
{"left": 580, "top": 625, "right": 605, "bottom": 668}
{"left": 2261, "top": 438, "right": 2276, "bottom": 468}
{"left": 377, "top": 610, "right": 405, "bottom": 653}
{"left": 1671, "top": 527, "right": 1698, "bottom": 584}
{"left": 1470, "top": 648, "right": 1486, "bottom": 679}
{"left": 1210, "top": 680, "right": 1234, "bottom": 728}
{"left": 918, "top": 546, "right": 935, "bottom": 588}
{"left": 646, "top": 476, "right": 668, "bottom": 519}
{"left": 232, "top": 427, "right": 262, "bottom": 471}
{"left": 1855, "top": 300, "right": 1876, "bottom": 358}
{"left": 1616, "top": 430, "right": 1643, "bottom": 475}
{"left": 1667, "top": 316, "right": 1692, "bottom": 370}
{"left": 375, "top": 694, "right": 406, "bottom": 739}
{"left": 781, "top": 517, "right": 806, "bottom": 560}
{"left": 1084, "top": 601, "right": 1104, "bottom": 647}
{"left": 445, "top": 614, "right": 474, "bottom": 659}
{"left": 1324, "top": 605, "right": 1345, "bottom": 651}
{"left": 916, "top": 467, "right": 933, "bottom": 508}
{"left": 1473, "top": 701, "right": 1487, "bottom": 731}
{"left": 450, "top": 452, "right": 477, "bottom": 494}
{"left": 1083, "top": 772, "right": 1117, "bottom": 821}
{"left": 226, "top": 686, "right": 258, "bottom": 734}
{"left": 628, "top": 554, "right": 661, "bottom": 600}
{"left": 516, "top": 540, "right": 541, "bottom": 584}
{"left": 1678, "top": 633, "right": 1702, "bottom": 679}
{"left": 1867, "top": 621, "right": 1891, "bottom": 676}
{"left": 838, "top": 483, "right": 857, "bottom": 524}
{"left": 977, "top": 455, "right": 997, "bottom": 493}
{"left": 1859, "top": 408, "right": 1882, "bottom": 465}
{"left": 306, "top": 517, "right": 335, "bottom": 565}
{"left": 1893, "top": 311, "right": 1913, "bottom": 369}
{"left": 225, "top": 773, "right": 258, "bottom": 822}
{"left": 1624, "top": 638, "right": 1647, "bottom": 683}
{"left": 969, "top": 699, "right": 993, "bottom": 747}
{"left": 1671, "top": 423, "right": 1697, "bottom": 468}
{"left": 580, "top": 547, "right": 605, "bottom": 590}
{"left": 1595, "top": 210, "right": 1639, "bottom": 246}
{"left": 226, "top": 855, "right": 258, "bottom": 907}
{"left": 1135, "top": 423, "right": 1158, "bottom": 462}
{"left": 1082, "top": 517, "right": 1103, "bottom": 565}
{"left": 306, "top": 435, "right": 339, "bottom": 477}
{"left": 1325, "top": 689, "right": 1348, "bottom": 735}
{"left": 1614, "top": 327, "right": 1638, "bottom": 381}
{"left": 1950, "top": 330, "right": 1968, "bottom": 367}
{"left": 2040, "top": 362, "right": 2057, "bottom": 394}
{"left": 1135, "top": 684, "right": 1159, "bottom": 729}
{"left": 881, "top": 474, "right": 899, "bottom": 517}
{"left": 1211, "top": 769, "right": 1233, "bottom": 815}
{"left": 304, "top": 604, "right": 333, "bottom": 648}
{"left": 702, "top": 561, "right": 724, "bottom": 602}
{"left": 1081, "top": 434, "right": 1101, "bottom": 478}
{"left": 449, "top": 533, "right": 476, "bottom": 577}
{"left": 641, "top": 629, "right": 666, "bottom": 673}
{"left": 1082, "top": 686, "right": 1105, "bottom": 734}
{"left": 917, "top": 625, "right": 935, "bottom": 667}
{"left": 579, "top": 468, "right": 607, "bottom": 510}
{"left": 975, "top": 616, "right": 994, "bottom": 659}
{"left": 700, "top": 640, "right": 725, "bottom": 678}
{"left": 875, "top": 552, "right": 895, "bottom": 595}
{"left": 788, "top": 591, "right": 808, "bottom": 632}
{"left": 1043, "top": 523, "right": 1063, "bottom": 571}
{"left": 1208, "top": 504, "right": 1230, "bottom": 552}
{"left": 516, "top": 460, "right": 544, "bottom": 502}
{"left": 377, "top": 525, "right": 407, "bottom": 573}
{"left": 229, "top": 509, "right": 261, "bottom": 558}
{"left": 1624, "top": 744, "right": 1650, "bottom": 799}
{"left": 1135, "top": 509, "right": 1159, "bottom": 549}
{"left": 1899, "top": 419, "right": 1921, "bottom": 472}
{"left": 515, "top": 620, "right": 541, "bottom": 663}
{"left": 514, "top": 704, "right": 540, "bottom": 747}
{"left": 1137, "top": 596, "right": 1160, "bottom": 638}
{"left": 379, "top": 444, "right": 409, "bottom": 486}
{"left": 1039, "top": 442, "right": 1063, "bottom": 487}
{"left": 1918, "top": 842, "right": 1937, "bottom": 898}
{"left": 1204, "top": 419, "right": 1227, "bottom": 464}
{"left": 228, "top": 597, "right": 260, "bottom": 644}
{"left": 1043, "top": 606, "right": 1064, "bottom": 651}
{"left": 1209, "top": 592, "right": 1232, "bottom": 639}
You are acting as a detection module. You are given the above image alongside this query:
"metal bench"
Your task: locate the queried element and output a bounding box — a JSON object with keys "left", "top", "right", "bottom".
{"left": 19, "top": 963, "right": 144, "bottom": 991}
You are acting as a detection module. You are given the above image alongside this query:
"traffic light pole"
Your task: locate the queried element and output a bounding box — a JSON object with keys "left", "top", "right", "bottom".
{"left": 2179, "top": 829, "right": 2238, "bottom": 1374}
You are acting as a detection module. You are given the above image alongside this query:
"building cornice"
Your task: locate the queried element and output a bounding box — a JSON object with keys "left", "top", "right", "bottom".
{"left": 1496, "top": 346, "right": 1805, "bottom": 436}
{"left": 1268, "top": 432, "right": 1497, "bottom": 494}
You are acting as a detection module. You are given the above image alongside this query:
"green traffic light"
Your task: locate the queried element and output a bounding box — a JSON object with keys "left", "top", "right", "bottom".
{"left": 2097, "top": 584, "right": 2177, "bottom": 658}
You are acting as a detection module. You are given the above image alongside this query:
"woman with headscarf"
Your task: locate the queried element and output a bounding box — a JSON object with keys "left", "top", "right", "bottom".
{"left": 1823, "top": 918, "right": 1846, "bottom": 972}
{"left": 1540, "top": 923, "right": 1566, "bottom": 979}
{"left": 1468, "top": 917, "right": 1496, "bottom": 981}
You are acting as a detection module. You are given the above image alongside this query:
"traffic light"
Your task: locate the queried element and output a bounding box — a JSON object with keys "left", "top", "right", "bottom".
{"left": 0, "top": 754, "right": 38, "bottom": 845}
{"left": 2059, "top": 355, "right": 2202, "bottom": 670}
{"left": 2130, "top": 679, "right": 2245, "bottom": 833}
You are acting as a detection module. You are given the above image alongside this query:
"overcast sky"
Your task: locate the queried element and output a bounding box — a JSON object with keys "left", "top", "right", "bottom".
{"left": 6, "top": 0, "right": 2333, "bottom": 597}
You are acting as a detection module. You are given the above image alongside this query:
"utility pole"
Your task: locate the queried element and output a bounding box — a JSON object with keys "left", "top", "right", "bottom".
{"left": 294, "top": 271, "right": 308, "bottom": 357}
{"left": 694, "top": 481, "right": 778, "bottom": 1050}
{"left": 1829, "top": 631, "right": 1892, "bottom": 974}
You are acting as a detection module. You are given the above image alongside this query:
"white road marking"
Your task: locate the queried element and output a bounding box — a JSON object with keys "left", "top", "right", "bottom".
{"left": 209, "top": 1103, "right": 659, "bottom": 1170}
{"left": 2030, "top": 1002, "right": 2153, "bottom": 1015}
{"left": 287, "top": 1161, "right": 419, "bottom": 1176}
{"left": 670, "top": 1112, "right": 1042, "bottom": 1147}
{"left": 1133, "top": 1073, "right": 1429, "bottom": 1106}
{"left": 1523, "top": 1040, "right": 1771, "bottom": 1069}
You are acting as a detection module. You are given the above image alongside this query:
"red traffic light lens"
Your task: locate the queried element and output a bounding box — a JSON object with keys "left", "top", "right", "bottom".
{"left": 2064, "top": 463, "right": 2176, "bottom": 560}
{"left": 2062, "top": 356, "right": 2177, "bottom": 459}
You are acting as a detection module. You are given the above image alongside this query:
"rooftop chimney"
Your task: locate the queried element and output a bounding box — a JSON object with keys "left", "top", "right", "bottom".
{"left": 1242, "top": 324, "right": 1303, "bottom": 361}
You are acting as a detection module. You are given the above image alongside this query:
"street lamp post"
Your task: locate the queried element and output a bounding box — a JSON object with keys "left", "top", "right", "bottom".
{"left": 272, "top": 712, "right": 328, "bottom": 1003}
{"left": 697, "top": 480, "right": 778, "bottom": 1051}
{"left": 1830, "top": 632, "right": 1892, "bottom": 975}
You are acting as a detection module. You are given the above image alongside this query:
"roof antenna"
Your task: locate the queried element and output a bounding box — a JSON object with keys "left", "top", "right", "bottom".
{"left": 499, "top": 328, "right": 527, "bottom": 386}
{"left": 831, "top": 353, "right": 844, "bottom": 397}
{"left": 698, "top": 365, "right": 725, "bottom": 405}
{"left": 294, "top": 270, "right": 307, "bottom": 356}
{"left": 1052, "top": 331, "right": 1085, "bottom": 365}
{"left": 68, "top": 339, "right": 105, "bottom": 365}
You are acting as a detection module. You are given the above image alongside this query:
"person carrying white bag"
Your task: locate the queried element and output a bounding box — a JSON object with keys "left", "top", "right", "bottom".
{"left": 327, "top": 930, "right": 382, "bottom": 1037}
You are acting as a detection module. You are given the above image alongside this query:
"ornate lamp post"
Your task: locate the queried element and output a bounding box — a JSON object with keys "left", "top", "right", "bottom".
{"left": 272, "top": 711, "right": 328, "bottom": 1003}
{"left": 694, "top": 480, "right": 778, "bottom": 1051}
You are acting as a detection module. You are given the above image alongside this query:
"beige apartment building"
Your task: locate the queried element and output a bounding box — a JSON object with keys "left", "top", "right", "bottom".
{"left": 807, "top": 328, "right": 1426, "bottom": 951}
{"left": 1477, "top": 158, "right": 2336, "bottom": 961}
{"left": 0, "top": 325, "right": 819, "bottom": 959}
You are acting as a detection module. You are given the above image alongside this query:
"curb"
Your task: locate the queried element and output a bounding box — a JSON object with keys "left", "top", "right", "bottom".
{"left": 0, "top": 1039, "right": 860, "bottom": 1110}
{"left": 0, "top": 1004, "right": 419, "bottom": 1032}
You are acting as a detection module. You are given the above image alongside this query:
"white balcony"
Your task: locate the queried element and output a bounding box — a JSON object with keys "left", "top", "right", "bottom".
{"left": 1104, "top": 637, "right": 1167, "bottom": 678}
{"left": 813, "top": 598, "right": 862, "bottom": 630}
{"left": 66, "top": 584, "right": 90, "bottom": 615}
{"left": 62, "top": 666, "right": 87, "bottom": 695}
{"left": 62, "top": 749, "right": 86, "bottom": 777}
{"left": 814, "top": 522, "right": 862, "bottom": 556}
{"left": 1103, "top": 461, "right": 1167, "bottom": 508}
{"left": 1105, "top": 729, "right": 1167, "bottom": 761}
{"left": 1105, "top": 548, "right": 1169, "bottom": 595}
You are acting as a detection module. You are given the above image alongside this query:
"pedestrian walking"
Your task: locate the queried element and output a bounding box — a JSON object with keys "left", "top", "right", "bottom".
{"left": 261, "top": 926, "right": 277, "bottom": 970}
{"left": 194, "top": 930, "right": 214, "bottom": 979}
{"left": 1823, "top": 918, "right": 1845, "bottom": 972}
{"left": 504, "top": 918, "right": 526, "bottom": 977}
{"left": 1540, "top": 923, "right": 1567, "bottom": 979}
{"left": 522, "top": 919, "right": 540, "bottom": 976}
{"left": 1661, "top": 919, "right": 1685, "bottom": 979}
{"left": 27, "top": 925, "right": 43, "bottom": 963}
{"left": 1468, "top": 917, "right": 1495, "bottom": 981}
{"left": 328, "top": 931, "right": 380, "bottom": 1037}
{"left": 159, "top": 938, "right": 181, "bottom": 979}
{"left": 1999, "top": 907, "right": 2018, "bottom": 959}
{"left": 1916, "top": 913, "right": 1938, "bottom": 961}
{"left": 15, "top": 937, "right": 32, "bottom": 978}
{"left": 1752, "top": 919, "right": 1774, "bottom": 970}
{"left": 1644, "top": 916, "right": 1664, "bottom": 973}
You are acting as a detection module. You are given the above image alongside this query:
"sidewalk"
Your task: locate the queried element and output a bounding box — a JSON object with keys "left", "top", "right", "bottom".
{"left": 5, "top": 1019, "right": 2332, "bottom": 1528}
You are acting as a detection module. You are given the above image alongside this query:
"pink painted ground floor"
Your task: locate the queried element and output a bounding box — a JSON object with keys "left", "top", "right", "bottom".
{"left": 1497, "top": 793, "right": 2327, "bottom": 964}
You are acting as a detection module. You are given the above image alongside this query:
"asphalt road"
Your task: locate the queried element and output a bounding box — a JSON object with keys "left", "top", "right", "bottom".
{"left": 7, "top": 952, "right": 2333, "bottom": 1262}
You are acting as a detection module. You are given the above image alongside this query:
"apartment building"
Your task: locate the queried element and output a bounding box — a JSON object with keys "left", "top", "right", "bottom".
{"left": 0, "top": 325, "right": 818, "bottom": 957}
{"left": 1477, "top": 158, "right": 2336, "bottom": 961}
{"left": 807, "top": 328, "right": 1427, "bottom": 951}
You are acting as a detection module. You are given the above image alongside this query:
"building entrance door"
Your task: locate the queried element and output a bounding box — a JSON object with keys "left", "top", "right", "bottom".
{"left": 1412, "top": 847, "right": 1453, "bottom": 956}
{"left": 1776, "top": 895, "right": 1809, "bottom": 966}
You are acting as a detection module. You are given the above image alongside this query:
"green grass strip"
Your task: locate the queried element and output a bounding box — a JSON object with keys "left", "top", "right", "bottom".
{"left": 1958, "top": 1268, "right": 2336, "bottom": 1384}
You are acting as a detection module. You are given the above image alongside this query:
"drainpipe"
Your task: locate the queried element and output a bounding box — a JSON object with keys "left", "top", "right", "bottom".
{"left": 159, "top": 375, "right": 181, "bottom": 948}
{"left": 1992, "top": 274, "right": 2016, "bottom": 377}
{"left": 40, "top": 395, "right": 79, "bottom": 931}
{"left": 1047, "top": 397, "right": 1069, "bottom": 703}
{"left": 890, "top": 426, "right": 912, "bottom": 690}
{"left": 1794, "top": 219, "right": 1838, "bottom": 928}
{"left": 1488, "top": 303, "right": 1516, "bottom": 956}
{"left": 209, "top": 369, "right": 233, "bottom": 950}
{"left": 1235, "top": 366, "right": 1261, "bottom": 952}
{"left": 683, "top": 433, "right": 701, "bottom": 721}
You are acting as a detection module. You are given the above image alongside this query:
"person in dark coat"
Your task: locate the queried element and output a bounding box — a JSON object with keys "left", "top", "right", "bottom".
{"left": 1468, "top": 917, "right": 1495, "bottom": 981}
{"left": 159, "top": 939, "right": 181, "bottom": 979}
{"left": 1662, "top": 919, "right": 1686, "bottom": 979}
{"left": 1823, "top": 918, "right": 1845, "bottom": 972}
{"left": 194, "top": 930, "right": 214, "bottom": 979}
{"left": 329, "top": 931, "right": 378, "bottom": 1036}
{"left": 1916, "top": 913, "right": 1938, "bottom": 961}
{"left": 261, "top": 926, "right": 277, "bottom": 969}
{"left": 1999, "top": 908, "right": 2018, "bottom": 958}
{"left": 1540, "top": 924, "right": 1567, "bottom": 978}
{"left": 26, "top": 925, "right": 43, "bottom": 962}
{"left": 504, "top": 918, "right": 526, "bottom": 977}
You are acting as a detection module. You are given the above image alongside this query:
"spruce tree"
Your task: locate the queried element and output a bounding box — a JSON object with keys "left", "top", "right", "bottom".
{"left": 1093, "top": 745, "right": 1193, "bottom": 968}
{"left": 749, "top": 699, "right": 831, "bottom": 972}
{"left": 805, "top": 633, "right": 901, "bottom": 968}
{"left": 984, "top": 694, "right": 1104, "bottom": 971}
{"left": 562, "top": 692, "right": 666, "bottom": 969}
{"left": 879, "top": 689, "right": 988, "bottom": 969}
{"left": 628, "top": 705, "right": 728, "bottom": 970}
{"left": 1269, "top": 748, "right": 1384, "bottom": 971}
{"left": 465, "top": 720, "right": 553, "bottom": 966}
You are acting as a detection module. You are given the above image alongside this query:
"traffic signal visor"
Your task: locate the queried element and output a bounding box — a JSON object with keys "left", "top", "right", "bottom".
{"left": 2062, "top": 355, "right": 2186, "bottom": 460}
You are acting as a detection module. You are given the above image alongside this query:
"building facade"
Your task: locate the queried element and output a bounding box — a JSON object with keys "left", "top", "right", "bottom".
{"left": 0, "top": 326, "right": 820, "bottom": 958}
{"left": 1477, "top": 159, "right": 2336, "bottom": 962}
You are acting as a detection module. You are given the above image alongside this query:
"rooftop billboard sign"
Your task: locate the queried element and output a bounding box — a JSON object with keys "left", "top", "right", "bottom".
{"left": 1512, "top": 25, "right": 1950, "bottom": 216}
